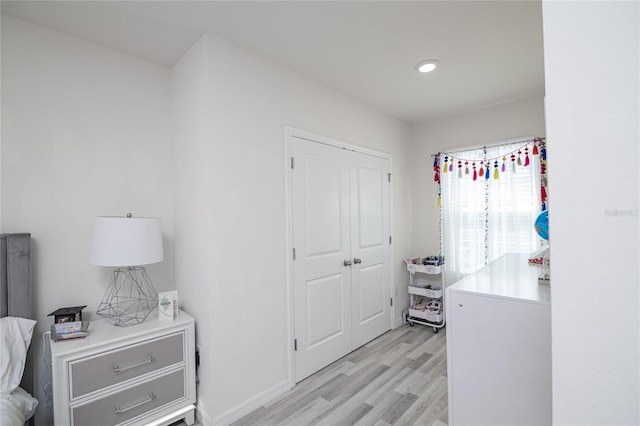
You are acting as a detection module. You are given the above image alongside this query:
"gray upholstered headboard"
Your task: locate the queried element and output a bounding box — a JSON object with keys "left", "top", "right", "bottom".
{"left": 0, "top": 233, "right": 33, "bottom": 396}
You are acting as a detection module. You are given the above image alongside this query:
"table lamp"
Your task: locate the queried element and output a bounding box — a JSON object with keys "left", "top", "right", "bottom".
{"left": 90, "top": 213, "right": 163, "bottom": 326}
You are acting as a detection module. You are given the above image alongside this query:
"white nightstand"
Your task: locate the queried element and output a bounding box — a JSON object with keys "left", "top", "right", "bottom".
{"left": 51, "top": 310, "right": 196, "bottom": 426}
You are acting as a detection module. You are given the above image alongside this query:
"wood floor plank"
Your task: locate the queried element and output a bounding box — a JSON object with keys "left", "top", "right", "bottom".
{"left": 299, "top": 364, "right": 393, "bottom": 426}
{"left": 365, "top": 328, "right": 412, "bottom": 349}
{"left": 354, "top": 391, "right": 404, "bottom": 426}
{"left": 234, "top": 326, "right": 449, "bottom": 426}
{"left": 412, "top": 392, "right": 448, "bottom": 426}
{"left": 393, "top": 368, "right": 428, "bottom": 395}
{"left": 381, "top": 392, "right": 419, "bottom": 425}
{"left": 364, "top": 366, "right": 415, "bottom": 407}
{"left": 417, "top": 344, "right": 447, "bottom": 375}
{"left": 316, "top": 373, "right": 355, "bottom": 401}
{"left": 229, "top": 406, "right": 269, "bottom": 426}
{"left": 326, "top": 364, "right": 391, "bottom": 405}
{"left": 394, "top": 375, "right": 448, "bottom": 426}
{"left": 379, "top": 342, "right": 414, "bottom": 366}
{"left": 279, "top": 397, "right": 331, "bottom": 426}
{"left": 317, "top": 400, "right": 373, "bottom": 426}
{"left": 265, "top": 361, "right": 352, "bottom": 409}
{"left": 406, "top": 330, "right": 445, "bottom": 360}
{"left": 406, "top": 351, "right": 434, "bottom": 371}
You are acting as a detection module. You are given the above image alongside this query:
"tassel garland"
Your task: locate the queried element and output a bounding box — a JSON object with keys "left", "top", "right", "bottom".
{"left": 432, "top": 137, "right": 546, "bottom": 182}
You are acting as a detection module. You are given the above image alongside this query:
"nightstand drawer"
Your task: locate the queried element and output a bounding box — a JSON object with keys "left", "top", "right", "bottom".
{"left": 71, "top": 368, "right": 185, "bottom": 426}
{"left": 70, "top": 332, "right": 184, "bottom": 399}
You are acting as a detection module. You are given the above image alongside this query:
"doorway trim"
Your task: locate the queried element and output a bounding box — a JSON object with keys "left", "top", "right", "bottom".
{"left": 284, "top": 126, "right": 396, "bottom": 387}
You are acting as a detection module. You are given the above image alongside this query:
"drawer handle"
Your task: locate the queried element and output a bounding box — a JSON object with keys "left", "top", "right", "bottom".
{"left": 113, "top": 355, "right": 155, "bottom": 373}
{"left": 114, "top": 392, "right": 156, "bottom": 414}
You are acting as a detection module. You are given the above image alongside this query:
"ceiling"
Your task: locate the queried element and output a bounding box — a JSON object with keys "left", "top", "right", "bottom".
{"left": 1, "top": 1, "right": 545, "bottom": 124}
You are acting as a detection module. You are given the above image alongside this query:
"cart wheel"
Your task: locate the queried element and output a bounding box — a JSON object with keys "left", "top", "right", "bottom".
{"left": 433, "top": 327, "right": 439, "bottom": 333}
{"left": 409, "top": 321, "right": 414, "bottom": 327}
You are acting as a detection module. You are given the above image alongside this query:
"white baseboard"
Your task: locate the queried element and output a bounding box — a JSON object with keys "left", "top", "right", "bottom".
{"left": 210, "top": 380, "right": 291, "bottom": 426}
{"left": 395, "top": 316, "right": 404, "bottom": 328}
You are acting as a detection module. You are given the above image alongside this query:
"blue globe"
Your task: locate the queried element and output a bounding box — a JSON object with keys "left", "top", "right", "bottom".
{"left": 534, "top": 210, "right": 549, "bottom": 240}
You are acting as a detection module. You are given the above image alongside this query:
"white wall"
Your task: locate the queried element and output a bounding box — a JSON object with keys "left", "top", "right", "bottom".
{"left": 1, "top": 15, "right": 174, "bottom": 425}
{"left": 171, "top": 35, "right": 217, "bottom": 417}
{"left": 543, "top": 2, "right": 639, "bottom": 424}
{"left": 408, "top": 97, "right": 546, "bottom": 258}
{"left": 171, "top": 33, "right": 411, "bottom": 423}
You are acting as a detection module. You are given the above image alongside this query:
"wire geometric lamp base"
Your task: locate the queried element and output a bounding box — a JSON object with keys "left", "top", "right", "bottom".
{"left": 97, "top": 267, "right": 158, "bottom": 327}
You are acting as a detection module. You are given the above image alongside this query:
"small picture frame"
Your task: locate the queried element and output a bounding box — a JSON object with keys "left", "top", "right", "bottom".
{"left": 158, "top": 291, "right": 178, "bottom": 322}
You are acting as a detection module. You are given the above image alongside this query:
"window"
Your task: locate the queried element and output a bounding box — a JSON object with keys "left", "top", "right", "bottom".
{"left": 439, "top": 140, "right": 542, "bottom": 284}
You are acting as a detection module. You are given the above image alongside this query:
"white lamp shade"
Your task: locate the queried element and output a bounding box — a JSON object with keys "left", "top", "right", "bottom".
{"left": 90, "top": 216, "right": 164, "bottom": 267}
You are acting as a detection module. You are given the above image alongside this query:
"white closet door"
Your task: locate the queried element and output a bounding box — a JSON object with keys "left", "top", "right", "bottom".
{"left": 292, "top": 137, "right": 352, "bottom": 381}
{"left": 349, "top": 151, "right": 391, "bottom": 348}
{"left": 291, "top": 136, "right": 392, "bottom": 382}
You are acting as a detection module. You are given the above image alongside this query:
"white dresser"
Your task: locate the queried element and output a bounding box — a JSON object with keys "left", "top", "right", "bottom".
{"left": 445, "top": 253, "right": 551, "bottom": 426}
{"left": 51, "top": 310, "right": 196, "bottom": 426}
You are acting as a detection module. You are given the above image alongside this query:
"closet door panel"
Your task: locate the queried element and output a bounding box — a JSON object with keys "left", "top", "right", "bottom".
{"left": 292, "top": 137, "right": 352, "bottom": 381}
{"left": 350, "top": 151, "right": 391, "bottom": 348}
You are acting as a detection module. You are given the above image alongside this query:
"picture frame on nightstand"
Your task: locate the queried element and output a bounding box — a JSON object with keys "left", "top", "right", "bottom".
{"left": 159, "top": 290, "right": 178, "bottom": 322}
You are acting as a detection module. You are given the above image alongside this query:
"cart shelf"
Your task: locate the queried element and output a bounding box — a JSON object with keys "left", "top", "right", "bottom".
{"left": 405, "top": 258, "right": 445, "bottom": 333}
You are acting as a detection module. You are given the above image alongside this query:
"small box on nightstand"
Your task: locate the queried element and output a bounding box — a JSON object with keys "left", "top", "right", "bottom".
{"left": 48, "top": 306, "right": 86, "bottom": 324}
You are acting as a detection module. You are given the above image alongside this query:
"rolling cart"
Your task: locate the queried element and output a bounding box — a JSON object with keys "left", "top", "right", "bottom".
{"left": 405, "top": 258, "right": 445, "bottom": 333}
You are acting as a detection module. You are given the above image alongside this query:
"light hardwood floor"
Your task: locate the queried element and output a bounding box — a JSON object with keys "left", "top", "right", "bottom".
{"left": 232, "top": 325, "right": 448, "bottom": 426}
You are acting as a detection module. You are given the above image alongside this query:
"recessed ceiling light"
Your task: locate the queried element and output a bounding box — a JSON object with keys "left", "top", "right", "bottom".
{"left": 416, "top": 59, "right": 439, "bottom": 73}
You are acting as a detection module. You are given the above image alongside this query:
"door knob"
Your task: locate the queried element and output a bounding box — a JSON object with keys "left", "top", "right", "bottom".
{"left": 353, "top": 258, "right": 362, "bottom": 264}
{"left": 344, "top": 260, "right": 352, "bottom": 267}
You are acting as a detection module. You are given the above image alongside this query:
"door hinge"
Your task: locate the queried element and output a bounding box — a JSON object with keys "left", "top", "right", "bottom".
{"left": 294, "top": 339, "right": 298, "bottom": 351}
{"left": 291, "top": 157, "right": 295, "bottom": 169}
{"left": 293, "top": 248, "right": 296, "bottom": 260}
{"left": 389, "top": 236, "right": 392, "bottom": 244}
{"left": 390, "top": 298, "right": 393, "bottom": 307}
{"left": 388, "top": 173, "right": 391, "bottom": 183}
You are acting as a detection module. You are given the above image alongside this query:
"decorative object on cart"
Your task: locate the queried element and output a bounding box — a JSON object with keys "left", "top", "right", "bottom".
{"left": 410, "top": 255, "right": 444, "bottom": 266}
{"left": 48, "top": 306, "right": 86, "bottom": 324}
{"left": 532, "top": 210, "right": 550, "bottom": 286}
{"left": 405, "top": 257, "right": 445, "bottom": 333}
{"left": 90, "top": 213, "right": 164, "bottom": 327}
{"left": 158, "top": 290, "right": 178, "bottom": 322}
